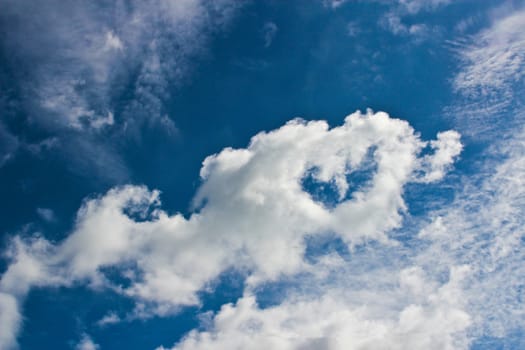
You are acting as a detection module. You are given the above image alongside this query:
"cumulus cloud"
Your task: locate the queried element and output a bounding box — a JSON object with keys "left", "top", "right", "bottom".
{"left": 163, "top": 123, "right": 525, "bottom": 350}
{"left": 0, "top": 111, "right": 461, "bottom": 349}
{"left": 417, "top": 130, "right": 462, "bottom": 183}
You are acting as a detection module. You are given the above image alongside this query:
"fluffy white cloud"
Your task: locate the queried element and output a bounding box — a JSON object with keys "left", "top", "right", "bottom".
{"left": 417, "top": 130, "right": 462, "bottom": 183}
{"left": 0, "top": 111, "right": 460, "bottom": 348}
{"left": 162, "top": 121, "right": 525, "bottom": 350}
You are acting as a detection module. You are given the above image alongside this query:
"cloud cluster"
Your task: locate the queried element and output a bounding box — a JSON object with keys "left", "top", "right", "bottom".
{"left": 0, "top": 111, "right": 461, "bottom": 349}
{"left": 162, "top": 123, "right": 525, "bottom": 350}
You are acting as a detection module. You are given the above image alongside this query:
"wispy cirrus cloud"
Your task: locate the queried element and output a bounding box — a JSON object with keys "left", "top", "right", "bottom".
{"left": 0, "top": 0, "right": 241, "bottom": 178}
{"left": 446, "top": 7, "right": 525, "bottom": 137}
{"left": 1, "top": 0, "right": 239, "bottom": 132}
{"left": 453, "top": 8, "right": 525, "bottom": 102}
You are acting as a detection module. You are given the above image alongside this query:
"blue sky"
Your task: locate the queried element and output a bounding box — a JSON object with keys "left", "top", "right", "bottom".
{"left": 0, "top": 0, "right": 524, "bottom": 349}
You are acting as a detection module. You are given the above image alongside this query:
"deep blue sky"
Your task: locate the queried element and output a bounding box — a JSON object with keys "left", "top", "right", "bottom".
{"left": 1, "top": 1, "right": 524, "bottom": 349}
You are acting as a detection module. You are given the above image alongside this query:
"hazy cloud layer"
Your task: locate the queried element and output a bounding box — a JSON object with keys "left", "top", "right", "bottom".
{"left": 0, "top": 0, "right": 240, "bottom": 178}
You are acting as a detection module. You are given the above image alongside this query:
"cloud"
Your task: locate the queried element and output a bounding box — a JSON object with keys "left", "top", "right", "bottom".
{"left": 96, "top": 312, "right": 121, "bottom": 327}
{"left": 0, "top": 111, "right": 461, "bottom": 349}
{"left": 324, "top": 0, "right": 451, "bottom": 12}
{"left": 346, "top": 21, "right": 360, "bottom": 37}
{"left": 163, "top": 267, "right": 471, "bottom": 350}
{"left": 396, "top": 0, "right": 451, "bottom": 14}
{"left": 262, "top": 22, "right": 278, "bottom": 48}
{"left": 445, "top": 7, "right": 525, "bottom": 138}
{"left": 0, "top": 293, "right": 20, "bottom": 350}
{"left": 163, "top": 122, "right": 525, "bottom": 350}
{"left": 380, "top": 12, "right": 440, "bottom": 42}
{"left": 322, "top": 0, "right": 348, "bottom": 9}
{"left": 1, "top": 0, "right": 239, "bottom": 131}
{"left": 417, "top": 130, "right": 462, "bottom": 183}
{"left": 36, "top": 208, "right": 56, "bottom": 222}
{"left": 416, "top": 126, "right": 525, "bottom": 341}
{"left": 453, "top": 8, "right": 525, "bottom": 105}
{"left": 76, "top": 334, "right": 99, "bottom": 350}
{"left": 0, "top": 122, "right": 19, "bottom": 168}
{"left": 0, "top": 0, "right": 241, "bottom": 180}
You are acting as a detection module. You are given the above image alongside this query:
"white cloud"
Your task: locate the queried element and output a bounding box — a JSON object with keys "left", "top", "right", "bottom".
{"left": 380, "top": 12, "right": 438, "bottom": 42}
{"left": 346, "top": 21, "right": 360, "bottom": 37}
{"left": 262, "top": 22, "right": 278, "bottom": 48}
{"left": 0, "top": 111, "right": 461, "bottom": 349}
{"left": 417, "top": 130, "right": 462, "bottom": 183}
{"left": 164, "top": 266, "right": 471, "bottom": 350}
{"left": 96, "top": 312, "right": 121, "bottom": 327}
{"left": 416, "top": 125, "right": 525, "bottom": 340}
{"left": 164, "top": 121, "right": 525, "bottom": 350}
{"left": 445, "top": 8, "right": 525, "bottom": 139}
{"left": 323, "top": 0, "right": 348, "bottom": 9}
{"left": 325, "top": 0, "right": 451, "bottom": 13}
{"left": 76, "top": 334, "right": 99, "bottom": 350}
{"left": 453, "top": 9, "right": 525, "bottom": 103}
{"left": 397, "top": 0, "right": 451, "bottom": 14}
{"left": 0, "top": 0, "right": 241, "bottom": 181}
{"left": 1, "top": 0, "right": 240, "bottom": 132}
{"left": 0, "top": 293, "right": 20, "bottom": 350}
{"left": 36, "top": 208, "right": 56, "bottom": 222}
{"left": 0, "top": 122, "right": 19, "bottom": 168}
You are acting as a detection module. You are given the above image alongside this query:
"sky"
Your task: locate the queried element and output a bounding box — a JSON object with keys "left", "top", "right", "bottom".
{"left": 0, "top": 0, "right": 524, "bottom": 349}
